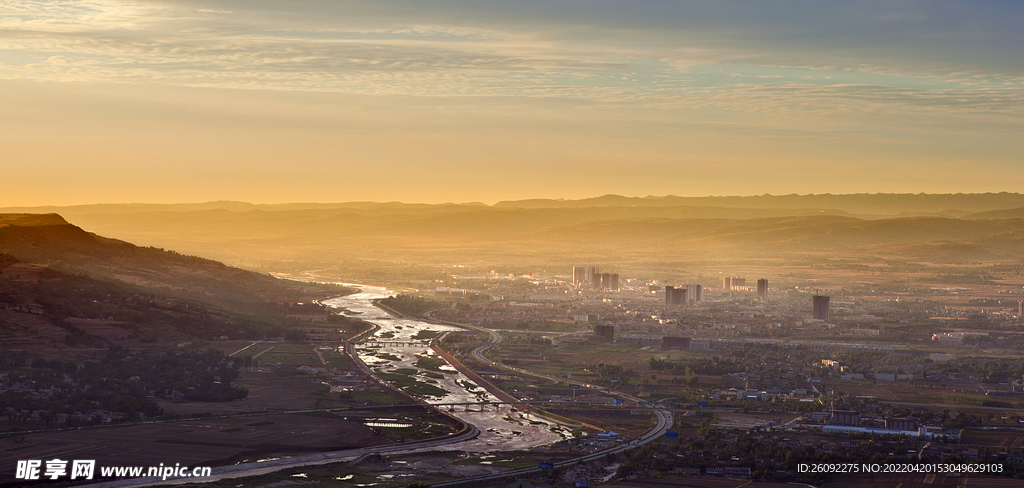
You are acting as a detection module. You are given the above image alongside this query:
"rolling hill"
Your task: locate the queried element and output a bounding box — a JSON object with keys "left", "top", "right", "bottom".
{"left": 5, "top": 193, "right": 1024, "bottom": 274}
{"left": 0, "top": 213, "right": 347, "bottom": 341}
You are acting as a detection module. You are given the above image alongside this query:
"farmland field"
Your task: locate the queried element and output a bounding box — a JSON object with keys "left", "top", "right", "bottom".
{"left": 0, "top": 412, "right": 387, "bottom": 474}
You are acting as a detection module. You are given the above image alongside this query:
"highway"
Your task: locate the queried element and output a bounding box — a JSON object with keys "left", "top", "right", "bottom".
{"left": 80, "top": 423, "right": 481, "bottom": 488}
{"left": 428, "top": 398, "right": 671, "bottom": 487}
{"left": 425, "top": 319, "right": 674, "bottom": 487}
{"left": 82, "top": 294, "right": 672, "bottom": 487}
{"left": 80, "top": 338, "right": 481, "bottom": 488}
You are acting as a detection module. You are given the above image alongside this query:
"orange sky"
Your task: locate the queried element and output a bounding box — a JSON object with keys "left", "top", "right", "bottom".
{"left": 1, "top": 1, "right": 1022, "bottom": 205}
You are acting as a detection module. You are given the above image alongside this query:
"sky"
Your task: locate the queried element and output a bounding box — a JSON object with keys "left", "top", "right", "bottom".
{"left": 1, "top": 0, "right": 1022, "bottom": 205}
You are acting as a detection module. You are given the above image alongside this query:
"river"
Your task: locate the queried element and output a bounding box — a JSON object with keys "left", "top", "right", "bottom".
{"left": 321, "top": 284, "right": 567, "bottom": 453}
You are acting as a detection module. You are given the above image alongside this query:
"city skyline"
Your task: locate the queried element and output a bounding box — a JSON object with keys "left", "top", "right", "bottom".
{"left": 3, "top": 3, "right": 1024, "bottom": 484}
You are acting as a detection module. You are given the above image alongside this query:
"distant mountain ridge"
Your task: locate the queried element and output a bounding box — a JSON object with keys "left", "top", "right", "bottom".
{"left": 5, "top": 192, "right": 1024, "bottom": 218}
{"left": 492, "top": 192, "right": 1024, "bottom": 215}
{"left": 960, "top": 207, "right": 1024, "bottom": 220}
{"left": 5, "top": 193, "right": 1024, "bottom": 270}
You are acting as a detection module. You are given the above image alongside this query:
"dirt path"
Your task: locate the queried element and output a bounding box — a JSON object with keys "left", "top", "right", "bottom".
{"left": 252, "top": 345, "right": 276, "bottom": 359}
{"left": 313, "top": 346, "right": 327, "bottom": 365}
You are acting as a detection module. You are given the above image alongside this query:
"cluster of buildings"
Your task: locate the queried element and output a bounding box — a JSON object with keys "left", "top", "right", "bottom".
{"left": 572, "top": 266, "right": 620, "bottom": 291}
{"left": 723, "top": 277, "right": 769, "bottom": 300}
{"left": 0, "top": 374, "right": 69, "bottom": 402}
{"left": 710, "top": 387, "right": 816, "bottom": 402}
{"left": 433, "top": 287, "right": 479, "bottom": 297}
{"left": 436, "top": 270, "right": 853, "bottom": 341}
{"left": 558, "top": 460, "right": 616, "bottom": 486}
{"left": 0, "top": 373, "right": 137, "bottom": 425}
{"left": 672, "top": 466, "right": 751, "bottom": 478}
{"left": 432, "top": 266, "right": 1024, "bottom": 386}
{"left": 593, "top": 327, "right": 896, "bottom": 356}
{"left": 930, "top": 331, "right": 990, "bottom": 347}
{"left": 815, "top": 409, "right": 962, "bottom": 439}
{"left": 664, "top": 284, "right": 703, "bottom": 305}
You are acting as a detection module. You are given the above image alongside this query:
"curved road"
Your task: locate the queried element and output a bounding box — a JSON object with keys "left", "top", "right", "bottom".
{"left": 81, "top": 424, "right": 481, "bottom": 488}
{"left": 83, "top": 294, "right": 671, "bottom": 487}
{"left": 426, "top": 320, "right": 674, "bottom": 486}
{"left": 429, "top": 401, "right": 671, "bottom": 487}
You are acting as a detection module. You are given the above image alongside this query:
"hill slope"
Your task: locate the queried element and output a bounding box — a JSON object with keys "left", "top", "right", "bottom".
{"left": 6, "top": 193, "right": 1024, "bottom": 272}
{"left": 0, "top": 213, "right": 347, "bottom": 341}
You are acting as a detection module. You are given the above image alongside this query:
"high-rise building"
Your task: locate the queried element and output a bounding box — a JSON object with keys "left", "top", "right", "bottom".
{"left": 686, "top": 284, "right": 702, "bottom": 303}
{"left": 665, "top": 286, "right": 686, "bottom": 305}
{"left": 1018, "top": 299, "right": 1023, "bottom": 317}
{"left": 610, "top": 273, "right": 620, "bottom": 291}
{"left": 589, "top": 266, "right": 601, "bottom": 289}
{"left": 813, "top": 295, "right": 831, "bottom": 321}
{"left": 723, "top": 277, "right": 732, "bottom": 290}
{"left": 731, "top": 277, "right": 746, "bottom": 288}
{"left": 757, "top": 279, "right": 768, "bottom": 300}
{"left": 594, "top": 324, "right": 615, "bottom": 342}
{"left": 572, "top": 266, "right": 587, "bottom": 285}
{"left": 600, "top": 273, "right": 611, "bottom": 289}
{"left": 673, "top": 287, "right": 687, "bottom": 305}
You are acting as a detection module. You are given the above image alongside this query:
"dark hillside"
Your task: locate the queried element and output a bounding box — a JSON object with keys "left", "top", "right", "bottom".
{"left": 0, "top": 213, "right": 351, "bottom": 341}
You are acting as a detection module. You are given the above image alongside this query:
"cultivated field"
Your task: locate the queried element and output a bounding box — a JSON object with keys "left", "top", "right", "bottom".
{"left": 0, "top": 412, "right": 386, "bottom": 482}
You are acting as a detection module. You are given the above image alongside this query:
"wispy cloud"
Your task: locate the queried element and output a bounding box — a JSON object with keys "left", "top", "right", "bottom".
{"left": 1, "top": 0, "right": 1020, "bottom": 110}
{"left": 1, "top": 0, "right": 1021, "bottom": 205}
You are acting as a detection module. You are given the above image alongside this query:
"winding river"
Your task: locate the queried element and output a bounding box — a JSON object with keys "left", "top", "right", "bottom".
{"left": 322, "top": 284, "right": 566, "bottom": 452}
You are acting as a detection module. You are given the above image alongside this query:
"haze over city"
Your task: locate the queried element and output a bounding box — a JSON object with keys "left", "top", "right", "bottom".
{"left": 4, "top": 2, "right": 1024, "bottom": 488}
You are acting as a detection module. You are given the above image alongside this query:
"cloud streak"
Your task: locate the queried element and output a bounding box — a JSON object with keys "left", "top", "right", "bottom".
{"left": 1, "top": 1, "right": 1019, "bottom": 101}
{"left": 0, "top": 0, "right": 1021, "bottom": 204}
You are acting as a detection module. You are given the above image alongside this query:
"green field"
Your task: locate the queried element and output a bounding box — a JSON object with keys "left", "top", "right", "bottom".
{"left": 415, "top": 354, "right": 450, "bottom": 372}
{"left": 944, "top": 394, "right": 1022, "bottom": 409}
{"left": 376, "top": 371, "right": 450, "bottom": 397}
{"left": 327, "top": 389, "right": 409, "bottom": 407}
{"left": 962, "top": 429, "right": 1024, "bottom": 448}
{"left": 259, "top": 352, "right": 322, "bottom": 366}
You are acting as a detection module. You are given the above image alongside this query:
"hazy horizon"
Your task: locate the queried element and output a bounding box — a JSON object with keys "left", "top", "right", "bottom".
{"left": 6, "top": 191, "right": 1024, "bottom": 209}
{"left": 3, "top": 3, "right": 1024, "bottom": 485}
